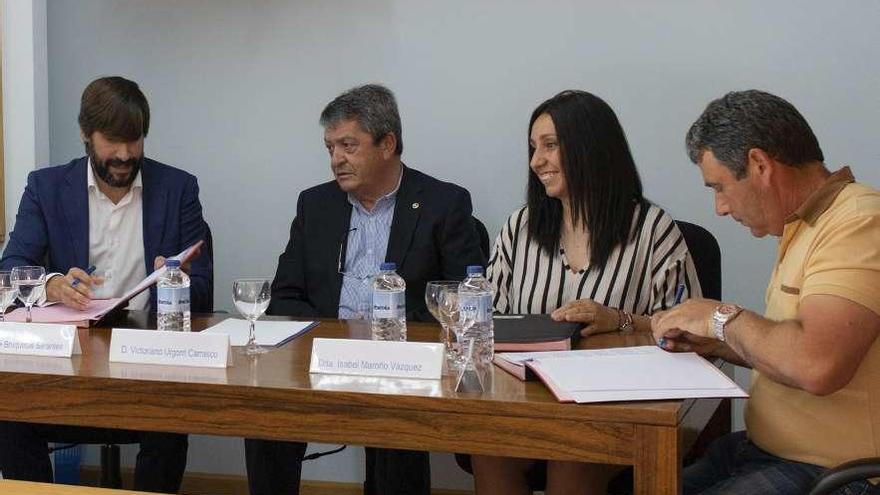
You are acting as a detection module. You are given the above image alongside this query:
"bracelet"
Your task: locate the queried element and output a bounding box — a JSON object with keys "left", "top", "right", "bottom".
{"left": 617, "top": 308, "right": 634, "bottom": 333}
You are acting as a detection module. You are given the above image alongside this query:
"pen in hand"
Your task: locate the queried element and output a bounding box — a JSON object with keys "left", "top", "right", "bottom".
{"left": 71, "top": 265, "right": 97, "bottom": 288}
{"left": 658, "top": 283, "right": 686, "bottom": 348}
{"left": 673, "top": 284, "right": 685, "bottom": 306}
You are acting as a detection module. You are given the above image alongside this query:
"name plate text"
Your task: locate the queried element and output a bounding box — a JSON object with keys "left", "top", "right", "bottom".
{"left": 109, "top": 328, "right": 231, "bottom": 368}
{"left": 309, "top": 338, "right": 444, "bottom": 380}
{"left": 0, "top": 322, "right": 81, "bottom": 357}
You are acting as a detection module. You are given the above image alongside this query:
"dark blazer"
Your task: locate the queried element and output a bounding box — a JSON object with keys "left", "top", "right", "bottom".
{"left": 269, "top": 165, "right": 486, "bottom": 321}
{"left": 0, "top": 157, "right": 213, "bottom": 312}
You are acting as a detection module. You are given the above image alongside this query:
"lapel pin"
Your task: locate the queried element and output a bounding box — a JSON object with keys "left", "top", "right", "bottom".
{"left": 412, "top": 202, "right": 420, "bottom": 209}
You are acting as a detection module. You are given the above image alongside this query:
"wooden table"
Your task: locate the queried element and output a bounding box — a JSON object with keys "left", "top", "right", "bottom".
{"left": 0, "top": 479, "right": 156, "bottom": 494}
{"left": 0, "top": 313, "right": 727, "bottom": 494}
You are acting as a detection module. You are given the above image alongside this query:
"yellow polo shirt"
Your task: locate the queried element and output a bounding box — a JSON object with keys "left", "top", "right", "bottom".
{"left": 746, "top": 167, "right": 880, "bottom": 468}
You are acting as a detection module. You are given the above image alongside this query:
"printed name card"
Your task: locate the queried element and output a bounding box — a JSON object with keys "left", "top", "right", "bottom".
{"left": 109, "top": 328, "right": 231, "bottom": 368}
{"left": 309, "top": 338, "right": 444, "bottom": 380}
{"left": 0, "top": 322, "right": 82, "bottom": 357}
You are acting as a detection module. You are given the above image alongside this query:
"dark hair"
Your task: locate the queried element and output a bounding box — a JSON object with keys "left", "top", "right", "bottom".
{"left": 685, "top": 90, "right": 824, "bottom": 178}
{"left": 527, "top": 90, "right": 644, "bottom": 267}
{"left": 319, "top": 84, "right": 403, "bottom": 155}
{"left": 78, "top": 76, "right": 150, "bottom": 141}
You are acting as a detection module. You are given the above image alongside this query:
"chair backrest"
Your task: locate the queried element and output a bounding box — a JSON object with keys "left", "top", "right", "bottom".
{"left": 675, "top": 220, "right": 722, "bottom": 300}
{"left": 203, "top": 222, "right": 215, "bottom": 312}
{"left": 472, "top": 216, "right": 491, "bottom": 263}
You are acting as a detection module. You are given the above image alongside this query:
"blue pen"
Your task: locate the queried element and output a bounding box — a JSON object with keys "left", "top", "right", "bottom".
{"left": 673, "top": 284, "right": 686, "bottom": 305}
{"left": 71, "top": 265, "right": 97, "bottom": 288}
{"left": 659, "top": 283, "right": 687, "bottom": 348}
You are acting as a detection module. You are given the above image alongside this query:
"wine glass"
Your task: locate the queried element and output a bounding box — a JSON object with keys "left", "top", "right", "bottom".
{"left": 0, "top": 271, "right": 15, "bottom": 322}
{"left": 232, "top": 278, "right": 271, "bottom": 355}
{"left": 425, "top": 281, "right": 460, "bottom": 357}
{"left": 11, "top": 266, "right": 46, "bottom": 323}
{"left": 438, "top": 286, "right": 477, "bottom": 370}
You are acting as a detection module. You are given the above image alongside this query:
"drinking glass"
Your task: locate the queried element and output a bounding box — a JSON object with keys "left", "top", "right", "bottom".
{"left": 425, "top": 281, "right": 460, "bottom": 359}
{"left": 0, "top": 271, "right": 15, "bottom": 322}
{"left": 438, "top": 286, "right": 477, "bottom": 370}
{"left": 11, "top": 266, "right": 46, "bottom": 323}
{"left": 232, "top": 278, "right": 271, "bottom": 355}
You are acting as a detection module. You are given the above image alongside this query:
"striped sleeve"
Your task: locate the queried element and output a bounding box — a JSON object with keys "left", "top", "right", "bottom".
{"left": 488, "top": 210, "right": 519, "bottom": 314}
{"left": 650, "top": 213, "right": 703, "bottom": 312}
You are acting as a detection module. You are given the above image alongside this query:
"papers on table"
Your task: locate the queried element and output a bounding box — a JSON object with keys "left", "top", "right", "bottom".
{"left": 5, "top": 298, "right": 119, "bottom": 325}
{"left": 496, "top": 345, "right": 747, "bottom": 403}
{"left": 202, "top": 318, "right": 317, "bottom": 347}
{"left": 5, "top": 241, "right": 204, "bottom": 326}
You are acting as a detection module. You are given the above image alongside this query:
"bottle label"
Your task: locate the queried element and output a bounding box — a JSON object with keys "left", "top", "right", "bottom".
{"left": 372, "top": 290, "right": 405, "bottom": 319}
{"left": 459, "top": 294, "right": 492, "bottom": 324}
{"left": 157, "top": 287, "right": 190, "bottom": 313}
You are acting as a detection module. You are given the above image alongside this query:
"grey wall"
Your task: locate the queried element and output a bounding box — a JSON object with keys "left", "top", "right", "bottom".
{"left": 44, "top": 0, "right": 880, "bottom": 488}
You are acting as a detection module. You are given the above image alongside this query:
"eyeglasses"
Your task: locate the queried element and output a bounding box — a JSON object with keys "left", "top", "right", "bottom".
{"left": 336, "top": 227, "right": 374, "bottom": 282}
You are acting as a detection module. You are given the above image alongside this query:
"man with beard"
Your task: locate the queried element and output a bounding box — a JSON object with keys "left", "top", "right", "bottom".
{"left": 0, "top": 76, "right": 211, "bottom": 493}
{"left": 1, "top": 76, "right": 212, "bottom": 313}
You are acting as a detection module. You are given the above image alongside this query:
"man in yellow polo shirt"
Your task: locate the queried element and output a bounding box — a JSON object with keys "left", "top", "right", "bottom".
{"left": 653, "top": 90, "right": 880, "bottom": 494}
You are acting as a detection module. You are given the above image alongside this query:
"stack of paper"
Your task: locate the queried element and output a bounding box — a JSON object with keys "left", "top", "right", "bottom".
{"left": 495, "top": 346, "right": 747, "bottom": 403}
{"left": 5, "top": 298, "right": 120, "bottom": 326}
{"left": 202, "top": 318, "right": 317, "bottom": 347}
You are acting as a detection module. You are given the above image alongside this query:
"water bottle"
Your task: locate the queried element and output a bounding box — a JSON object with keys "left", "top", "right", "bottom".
{"left": 371, "top": 262, "right": 407, "bottom": 341}
{"left": 157, "top": 259, "right": 191, "bottom": 331}
{"left": 458, "top": 265, "right": 494, "bottom": 368}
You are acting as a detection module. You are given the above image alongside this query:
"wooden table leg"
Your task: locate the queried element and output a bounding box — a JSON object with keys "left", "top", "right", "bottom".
{"left": 634, "top": 424, "right": 681, "bottom": 495}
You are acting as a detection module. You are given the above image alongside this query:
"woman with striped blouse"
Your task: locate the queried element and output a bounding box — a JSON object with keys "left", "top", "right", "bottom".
{"left": 472, "top": 90, "right": 701, "bottom": 495}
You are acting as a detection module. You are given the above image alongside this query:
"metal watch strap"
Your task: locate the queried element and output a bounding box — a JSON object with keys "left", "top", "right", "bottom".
{"left": 712, "top": 304, "right": 742, "bottom": 341}
{"left": 617, "top": 308, "right": 634, "bottom": 333}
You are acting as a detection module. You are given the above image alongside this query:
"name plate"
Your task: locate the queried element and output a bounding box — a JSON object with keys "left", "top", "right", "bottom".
{"left": 0, "top": 322, "right": 81, "bottom": 357}
{"left": 109, "top": 328, "right": 231, "bottom": 368}
{"left": 309, "top": 338, "right": 444, "bottom": 380}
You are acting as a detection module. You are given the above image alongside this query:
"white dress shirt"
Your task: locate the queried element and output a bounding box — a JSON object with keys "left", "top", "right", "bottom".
{"left": 86, "top": 160, "right": 149, "bottom": 310}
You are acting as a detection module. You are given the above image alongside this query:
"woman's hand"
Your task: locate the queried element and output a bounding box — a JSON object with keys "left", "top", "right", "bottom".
{"left": 551, "top": 299, "right": 620, "bottom": 336}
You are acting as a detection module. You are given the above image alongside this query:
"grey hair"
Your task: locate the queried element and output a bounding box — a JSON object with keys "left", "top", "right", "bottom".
{"left": 685, "top": 90, "right": 824, "bottom": 179}
{"left": 319, "top": 84, "right": 403, "bottom": 155}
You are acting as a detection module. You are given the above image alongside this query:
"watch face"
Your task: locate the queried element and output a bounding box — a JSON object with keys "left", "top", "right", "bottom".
{"left": 718, "top": 304, "right": 739, "bottom": 316}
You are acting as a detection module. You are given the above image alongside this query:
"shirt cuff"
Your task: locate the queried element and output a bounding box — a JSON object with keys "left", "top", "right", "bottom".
{"left": 37, "top": 273, "right": 64, "bottom": 307}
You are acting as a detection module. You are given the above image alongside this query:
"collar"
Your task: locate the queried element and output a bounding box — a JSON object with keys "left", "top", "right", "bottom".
{"left": 347, "top": 165, "right": 403, "bottom": 211}
{"left": 784, "top": 166, "right": 855, "bottom": 226}
{"left": 87, "top": 157, "right": 143, "bottom": 192}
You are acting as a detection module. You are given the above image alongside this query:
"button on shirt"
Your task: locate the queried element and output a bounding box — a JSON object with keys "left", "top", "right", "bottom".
{"left": 338, "top": 176, "right": 402, "bottom": 319}
{"left": 87, "top": 160, "right": 149, "bottom": 310}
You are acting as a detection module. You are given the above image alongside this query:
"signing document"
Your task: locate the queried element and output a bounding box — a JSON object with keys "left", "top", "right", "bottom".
{"left": 5, "top": 241, "right": 204, "bottom": 326}
{"left": 496, "top": 345, "right": 747, "bottom": 403}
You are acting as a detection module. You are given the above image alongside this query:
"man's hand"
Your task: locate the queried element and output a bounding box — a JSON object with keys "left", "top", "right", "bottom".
{"left": 655, "top": 327, "right": 749, "bottom": 366}
{"left": 551, "top": 299, "right": 620, "bottom": 336}
{"left": 45, "top": 267, "right": 104, "bottom": 311}
{"left": 154, "top": 244, "right": 202, "bottom": 274}
{"left": 651, "top": 298, "right": 719, "bottom": 342}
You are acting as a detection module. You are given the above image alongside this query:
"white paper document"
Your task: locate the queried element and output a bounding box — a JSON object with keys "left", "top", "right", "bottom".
{"left": 503, "top": 345, "right": 747, "bottom": 403}
{"left": 202, "top": 318, "right": 316, "bottom": 347}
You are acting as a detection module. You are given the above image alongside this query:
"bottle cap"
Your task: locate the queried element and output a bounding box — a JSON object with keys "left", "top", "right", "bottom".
{"left": 380, "top": 262, "right": 397, "bottom": 271}
{"left": 165, "top": 259, "right": 181, "bottom": 268}
{"left": 466, "top": 265, "right": 484, "bottom": 275}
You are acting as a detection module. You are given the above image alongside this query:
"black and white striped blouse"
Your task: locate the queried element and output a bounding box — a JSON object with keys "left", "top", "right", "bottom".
{"left": 487, "top": 203, "right": 701, "bottom": 316}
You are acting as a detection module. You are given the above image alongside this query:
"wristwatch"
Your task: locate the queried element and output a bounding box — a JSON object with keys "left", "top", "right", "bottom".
{"left": 711, "top": 303, "right": 743, "bottom": 341}
{"left": 617, "top": 308, "right": 634, "bottom": 333}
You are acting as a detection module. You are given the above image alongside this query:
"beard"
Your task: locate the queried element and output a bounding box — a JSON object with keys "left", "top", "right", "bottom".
{"left": 85, "top": 141, "right": 143, "bottom": 188}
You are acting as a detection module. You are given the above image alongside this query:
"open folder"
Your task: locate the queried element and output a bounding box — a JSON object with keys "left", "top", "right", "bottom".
{"left": 6, "top": 241, "right": 204, "bottom": 327}
{"left": 494, "top": 345, "right": 748, "bottom": 403}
